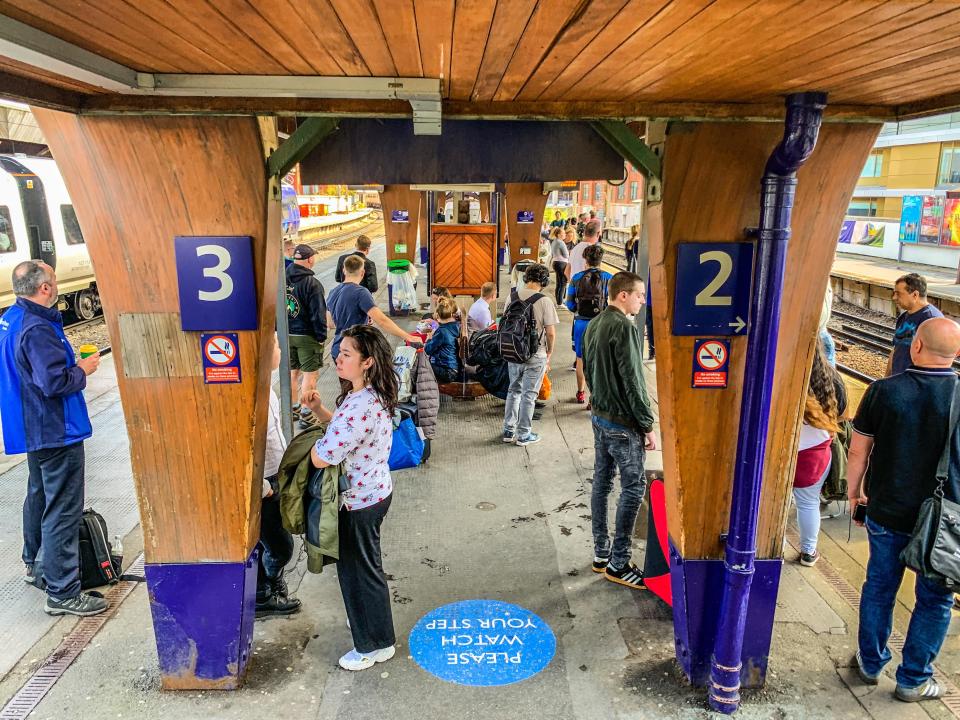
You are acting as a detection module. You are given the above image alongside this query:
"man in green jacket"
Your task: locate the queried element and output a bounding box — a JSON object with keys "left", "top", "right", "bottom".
{"left": 582, "top": 271, "right": 659, "bottom": 590}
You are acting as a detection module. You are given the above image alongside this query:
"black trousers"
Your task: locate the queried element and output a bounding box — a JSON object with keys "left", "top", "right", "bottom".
{"left": 338, "top": 495, "right": 395, "bottom": 653}
{"left": 552, "top": 261, "right": 568, "bottom": 305}
{"left": 24, "top": 442, "right": 85, "bottom": 600}
{"left": 257, "top": 475, "right": 294, "bottom": 598}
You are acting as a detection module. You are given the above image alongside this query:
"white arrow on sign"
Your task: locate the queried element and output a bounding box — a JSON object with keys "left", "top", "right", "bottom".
{"left": 728, "top": 316, "right": 746, "bottom": 333}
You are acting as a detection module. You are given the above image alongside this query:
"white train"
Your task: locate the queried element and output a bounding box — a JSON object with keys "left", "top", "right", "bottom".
{"left": 0, "top": 155, "right": 99, "bottom": 319}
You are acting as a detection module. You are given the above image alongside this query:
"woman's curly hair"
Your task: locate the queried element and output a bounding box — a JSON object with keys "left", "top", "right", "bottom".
{"left": 803, "top": 342, "right": 840, "bottom": 433}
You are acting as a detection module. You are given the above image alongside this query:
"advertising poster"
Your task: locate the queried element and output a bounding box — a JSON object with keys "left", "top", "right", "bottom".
{"left": 940, "top": 198, "right": 960, "bottom": 247}
{"left": 837, "top": 220, "right": 885, "bottom": 247}
{"left": 919, "top": 195, "right": 943, "bottom": 245}
{"left": 898, "top": 195, "right": 922, "bottom": 244}
{"left": 838, "top": 220, "right": 855, "bottom": 244}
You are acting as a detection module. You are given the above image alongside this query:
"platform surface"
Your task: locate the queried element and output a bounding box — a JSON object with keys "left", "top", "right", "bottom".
{"left": 832, "top": 255, "right": 960, "bottom": 302}
{"left": 0, "top": 249, "right": 954, "bottom": 719}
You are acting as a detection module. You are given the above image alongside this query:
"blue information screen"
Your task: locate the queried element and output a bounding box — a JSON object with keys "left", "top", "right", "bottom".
{"left": 392, "top": 210, "right": 409, "bottom": 223}
{"left": 517, "top": 210, "right": 535, "bottom": 224}
{"left": 673, "top": 242, "right": 754, "bottom": 336}
{"left": 409, "top": 599, "right": 556, "bottom": 686}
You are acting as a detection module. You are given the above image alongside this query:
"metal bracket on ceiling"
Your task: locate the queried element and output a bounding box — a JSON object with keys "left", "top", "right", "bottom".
{"left": 267, "top": 117, "right": 339, "bottom": 178}
{"left": 589, "top": 120, "right": 662, "bottom": 183}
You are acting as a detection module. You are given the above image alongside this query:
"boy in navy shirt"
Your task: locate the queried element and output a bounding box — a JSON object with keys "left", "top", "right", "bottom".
{"left": 425, "top": 297, "right": 460, "bottom": 383}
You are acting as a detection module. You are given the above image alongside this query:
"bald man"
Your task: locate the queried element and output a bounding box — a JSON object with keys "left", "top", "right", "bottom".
{"left": 847, "top": 316, "right": 960, "bottom": 702}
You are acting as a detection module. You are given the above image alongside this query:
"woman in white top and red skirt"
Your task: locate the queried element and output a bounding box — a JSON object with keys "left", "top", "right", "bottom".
{"left": 304, "top": 325, "right": 398, "bottom": 671}
{"left": 793, "top": 344, "right": 847, "bottom": 567}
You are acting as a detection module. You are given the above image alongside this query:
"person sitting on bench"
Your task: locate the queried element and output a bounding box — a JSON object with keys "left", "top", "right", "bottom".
{"left": 425, "top": 297, "right": 461, "bottom": 383}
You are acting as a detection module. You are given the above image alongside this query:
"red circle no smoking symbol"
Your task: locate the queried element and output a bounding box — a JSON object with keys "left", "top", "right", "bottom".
{"left": 204, "top": 335, "right": 236, "bottom": 366}
{"left": 696, "top": 341, "right": 727, "bottom": 371}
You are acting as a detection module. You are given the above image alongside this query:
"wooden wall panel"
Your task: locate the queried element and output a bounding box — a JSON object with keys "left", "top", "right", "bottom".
{"left": 379, "top": 184, "right": 420, "bottom": 264}
{"left": 32, "top": 110, "right": 279, "bottom": 564}
{"left": 504, "top": 182, "right": 548, "bottom": 260}
{"left": 649, "top": 120, "right": 880, "bottom": 560}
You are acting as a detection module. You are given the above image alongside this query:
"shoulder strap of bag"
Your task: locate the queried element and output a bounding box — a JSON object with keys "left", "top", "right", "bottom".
{"left": 937, "top": 377, "right": 960, "bottom": 497}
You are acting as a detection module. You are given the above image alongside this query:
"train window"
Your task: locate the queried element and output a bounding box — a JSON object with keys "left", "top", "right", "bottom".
{"left": 60, "top": 205, "right": 84, "bottom": 245}
{"left": 0, "top": 206, "right": 15, "bottom": 253}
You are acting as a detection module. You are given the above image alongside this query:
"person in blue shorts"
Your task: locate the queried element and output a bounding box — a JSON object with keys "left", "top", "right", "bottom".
{"left": 566, "top": 244, "right": 612, "bottom": 405}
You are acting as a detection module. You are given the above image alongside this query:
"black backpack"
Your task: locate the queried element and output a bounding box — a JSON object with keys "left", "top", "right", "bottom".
{"left": 30, "top": 508, "right": 124, "bottom": 591}
{"left": 575, "top": 269, "right": 606, "bottom": 319}
{"left": 498, "top": 289, "right": 543, "bottom": 364}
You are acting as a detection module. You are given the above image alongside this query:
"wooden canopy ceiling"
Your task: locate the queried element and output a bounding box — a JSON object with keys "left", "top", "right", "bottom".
{"left": 1, "top": 0, "right": 960, "bottom": 121}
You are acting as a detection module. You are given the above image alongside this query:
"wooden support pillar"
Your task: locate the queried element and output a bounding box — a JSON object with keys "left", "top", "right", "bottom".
{"left": 418, "top": 191, "right": 429, "bottom": 264}
{"left": 503, "top": 182, "right": 548, "bottom": 262}
{"left": 379, "top": 184, "right": 420, "bottom": 265}
{"left": 479, "top": 192, "right": 491, "bottom": 224}
{"left": 33, "top": 110, "right": 280, "bottom": 690}
{"left": 647, "top": 120, "right": 880, "bottom": 688}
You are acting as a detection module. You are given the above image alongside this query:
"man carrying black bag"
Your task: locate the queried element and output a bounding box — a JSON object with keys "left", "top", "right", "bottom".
{"left": 847, "top": 317, "right": 960, "bottom": 703}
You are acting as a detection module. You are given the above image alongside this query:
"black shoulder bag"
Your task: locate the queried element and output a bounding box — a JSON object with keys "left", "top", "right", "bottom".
{"left": 900, "top": 378, "right": 960, "bottom": 590}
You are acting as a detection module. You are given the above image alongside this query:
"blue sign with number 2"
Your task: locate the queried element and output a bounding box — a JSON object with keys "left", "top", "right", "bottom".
{"left": 673, "top": 242, "right": 754, "bottom": 336}
{"left": 174, "top": 236, "right": 258, "bottom": 331}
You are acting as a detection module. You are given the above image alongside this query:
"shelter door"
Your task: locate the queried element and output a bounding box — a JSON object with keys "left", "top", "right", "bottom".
{"left": 431, "top": 224, "right": 496, "bottom": 295}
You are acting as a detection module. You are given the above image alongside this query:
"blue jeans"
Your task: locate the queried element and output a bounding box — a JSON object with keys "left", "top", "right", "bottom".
{"left": 792, "top": 468, "right": 828, "bottom": 554}
{"left": 23, "top": 442, "right": 85, "bottom": 600}
{"left": 859, "top": 517, "right": 954, "bottom": 688}
{"left": 591, "top": 416, "right": 647, "bottom": 570}
{"left": 503, "top": 354, "right": 547, "bottom": 439}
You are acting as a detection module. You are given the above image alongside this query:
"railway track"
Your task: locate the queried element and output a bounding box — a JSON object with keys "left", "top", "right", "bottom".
{"left": 599, "top": 238, "right": 627, "bottom": 272}
{"left": 831, "top": 308, "right": 960, "bottom": 373}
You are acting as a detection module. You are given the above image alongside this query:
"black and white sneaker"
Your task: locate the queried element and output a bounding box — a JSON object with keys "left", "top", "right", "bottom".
{"left": 604, "top": 562, "right": 645, "bottom": 590}
{"left": 45, "top": 592, "right": 107, "bottom": 617}
{"left": 592, "top": 556, "right": 610, "bottom": 574}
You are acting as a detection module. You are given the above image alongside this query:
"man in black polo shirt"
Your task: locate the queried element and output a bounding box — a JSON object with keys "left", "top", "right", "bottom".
{"left": 847, "top": 317, "right": 960, "bottom": 703}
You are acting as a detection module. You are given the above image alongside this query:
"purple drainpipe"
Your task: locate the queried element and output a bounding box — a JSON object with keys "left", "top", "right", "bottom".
{"left": 708, "top": 91, "right": 827, "bottom": 714}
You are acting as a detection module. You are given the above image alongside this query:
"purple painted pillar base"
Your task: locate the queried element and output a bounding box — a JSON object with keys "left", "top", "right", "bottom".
{"left": 144, "top": 548, "right": 258, "bottom": 690}
{"left": 420, "top": 245, "right": 429, "bottom": 265}
{"left": 670, "top": 540, "right": 782, "bottom": 689}
{"left": 497, "top": 247, "right": 505, "bottom": 267}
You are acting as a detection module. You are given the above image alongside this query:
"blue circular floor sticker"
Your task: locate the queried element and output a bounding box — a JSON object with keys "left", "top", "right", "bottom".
{"left": 409, "top": 599, "right": 556, "bottom": 686}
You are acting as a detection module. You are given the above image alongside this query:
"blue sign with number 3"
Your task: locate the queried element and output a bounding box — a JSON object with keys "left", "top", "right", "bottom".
{"left": 174, "top": 236, "right": 258, "bottom": 331}
{"left": 673, "top": 242, "right": 754, "bottom": 336}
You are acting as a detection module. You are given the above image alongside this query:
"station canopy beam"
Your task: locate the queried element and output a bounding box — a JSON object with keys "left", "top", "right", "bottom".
{"left": 0, "top": 14, "right": 441, "bottom": 134}
{"left": 268, "top": 118, "right": 339, "bottom": 178}
{"left": 589, "top": 120, "right": 662, "bottom": 181}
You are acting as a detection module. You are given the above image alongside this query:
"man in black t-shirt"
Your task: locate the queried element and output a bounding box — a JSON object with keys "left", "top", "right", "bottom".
{"left": 335, "top": 234, "right": 379, "bottom": 294}
{"left": 847, "top": 317, "right": 960, "bottom": 702}
{"left": 888, "top": 272, "right": 943, "bottom": 376}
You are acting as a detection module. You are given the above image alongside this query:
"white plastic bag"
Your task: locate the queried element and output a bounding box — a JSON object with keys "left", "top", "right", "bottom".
{"left": 393, "top": 345, "right": 417, "bottom": 402}
{"left": 388, "top": 269, "right": 417, "bottom": 311}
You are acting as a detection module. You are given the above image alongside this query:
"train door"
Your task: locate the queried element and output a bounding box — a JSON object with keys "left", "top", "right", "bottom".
{"left": 0, "top": 157, "right": 55, "bottom": 269}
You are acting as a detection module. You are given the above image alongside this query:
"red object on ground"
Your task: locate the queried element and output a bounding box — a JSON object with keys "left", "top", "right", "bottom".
{"left": 643, "top": 476, "right": 672, "bottom": 605}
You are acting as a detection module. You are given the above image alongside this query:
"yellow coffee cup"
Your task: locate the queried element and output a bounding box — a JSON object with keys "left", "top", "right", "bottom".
{"left": 79, "top": 344, "right": 98, "bottom": 359}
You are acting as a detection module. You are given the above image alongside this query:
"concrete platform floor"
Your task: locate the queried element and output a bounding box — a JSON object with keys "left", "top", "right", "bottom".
{"left": 2, "top": 255, "right": 959, "bottom": 719}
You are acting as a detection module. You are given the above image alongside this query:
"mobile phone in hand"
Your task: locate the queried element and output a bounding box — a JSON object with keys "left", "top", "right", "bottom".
{"left": 852, "top": 502, "right": 867, "bottom": 524}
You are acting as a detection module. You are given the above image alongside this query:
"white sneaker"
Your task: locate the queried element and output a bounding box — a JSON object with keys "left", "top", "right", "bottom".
{"left": 338, "top": 645, "right": 395, "bottom": 671}
{"left": 346, "top": 616, "right": 350, "bottom": 630}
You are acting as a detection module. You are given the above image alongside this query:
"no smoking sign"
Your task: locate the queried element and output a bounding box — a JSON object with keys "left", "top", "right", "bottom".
{"left": 692, "top": 338, "right": 730, "bottom": 389}
{"left": 201, "top": 333, "right": 241, "bottom": 384}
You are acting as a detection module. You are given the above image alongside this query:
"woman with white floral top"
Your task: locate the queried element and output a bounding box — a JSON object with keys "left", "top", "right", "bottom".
{"left": 305, "top": 325, "right": 398, "bottom": 672}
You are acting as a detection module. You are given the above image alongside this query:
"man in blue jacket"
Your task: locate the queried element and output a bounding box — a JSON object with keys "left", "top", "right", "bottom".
{"left": 0, "top": 261, "right": 105, "bottom": 617}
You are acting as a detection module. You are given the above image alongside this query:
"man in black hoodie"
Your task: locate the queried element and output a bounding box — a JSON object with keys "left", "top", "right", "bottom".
{"left": 334, "top": 234, "right": 379, "bottom": 294}
{"left": 286, "top": 244, "right": 327, "bottom": 428}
